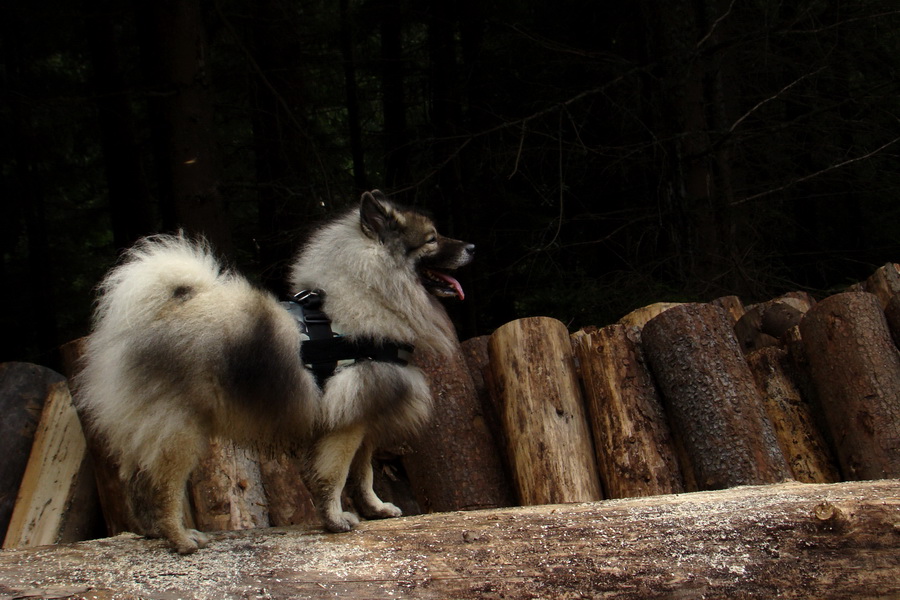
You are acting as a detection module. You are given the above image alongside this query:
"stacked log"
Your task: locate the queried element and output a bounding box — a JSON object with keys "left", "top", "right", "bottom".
{"left": 488, "top": 317, "right": 603, "bottom": 504}
{"left": 799, "top": 292, "right": 900, "bottom": 479}
{"left": 572, "top": 324, "right": 684, "bottom": 498}
{"left": 403, "top": 343, "right": 515, "bottom": 512}
{"left": 641, "top": 303, "right": 791, "bottom": 490}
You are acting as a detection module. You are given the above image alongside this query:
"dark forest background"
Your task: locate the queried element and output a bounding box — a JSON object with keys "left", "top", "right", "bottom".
{"left": 3, "top": 0, "right": 900, "bottom": 369}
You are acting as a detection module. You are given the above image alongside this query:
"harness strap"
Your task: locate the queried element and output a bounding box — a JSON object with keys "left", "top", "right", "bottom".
{"left": 282, "top": 289, "right": 414, "bottom": 387}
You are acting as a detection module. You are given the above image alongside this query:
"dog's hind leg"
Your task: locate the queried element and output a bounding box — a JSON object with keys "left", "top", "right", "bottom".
{"left": 305, "top": 424, "right": 366, "bottom": 532}
{"left": 347, "top": 441, "right": 402, "bottom": 520}
{"left": 141, "top": 431, "right": 210, "bottom": 554}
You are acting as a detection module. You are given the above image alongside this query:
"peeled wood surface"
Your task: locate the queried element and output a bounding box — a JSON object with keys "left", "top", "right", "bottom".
{"left": 189, "top": 441, "right": 270, "bottom": 532}
{"left": 488, "top": 317, "right": 602, "bottom": 504}
{"left": 799, "top": 292, "right": 900, "bottom": 479}
{"left": 572, "top": 325, "right": 684, "bottom": 498}
{"left": 0, "top": 480, "right": 897, "bottom": 600}
{"left": 745, "top": 347, "right": 839, "bottom": 484}
{"left": 642, "top": 303, "right": 791, "bottom": 490}
{"left": 617, "top": 302, "right": 681, "bottom": 329}
{"left": 3, "top": 383, "right": 97, "bottom": 548}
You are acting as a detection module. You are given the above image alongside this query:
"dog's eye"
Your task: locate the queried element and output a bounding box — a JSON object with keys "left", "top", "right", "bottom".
{"left": 425, "top": 235, "right": 437, "bottom": 245}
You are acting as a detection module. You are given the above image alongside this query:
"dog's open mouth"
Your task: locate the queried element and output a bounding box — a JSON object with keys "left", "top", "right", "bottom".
{"left": 420, "top": 268, "right": 465, "bottom": 300}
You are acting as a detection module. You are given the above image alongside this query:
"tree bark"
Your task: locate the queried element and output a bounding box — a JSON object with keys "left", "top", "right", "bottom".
{"left": 0, "top": 480, "right": 897, "bottom": 599}
{"left": 745, "top": 347, "right": 839, "bottom": 483}
{"left": 642, "top": 303, "right": 791, "bottom": 490}
{"left": 572, "top": 325, "right": 684, "bottom": 498}
{"left": 799, "top": 292, "right": 900, "bottom": 479}
{"left": 885, "top": 293, "right": 900, "bottom": 346}
{"left": 488, "top": 317, "right": 602, "bottom": 505}
{"left": 404, "top": 345, "right": 515, "bottom": 512}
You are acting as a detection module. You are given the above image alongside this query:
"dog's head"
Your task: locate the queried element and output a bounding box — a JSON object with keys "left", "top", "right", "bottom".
{"left": 359, "top": 190, "right": 474, "bottom": 300}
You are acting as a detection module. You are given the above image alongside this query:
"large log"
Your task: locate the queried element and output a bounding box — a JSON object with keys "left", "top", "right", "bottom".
{"left": 403, "top": 345, "right": 515, "bottom": 512}
{"left": 642, "top": 303, "right": 791, "bottom": 490}
{"left": 488, "top": 317, "right": 603, "bottom": 504}
{"left": 799, "top": 292, "right": 900, "bottom": 479}
{"left": 572, "top": 325, "right": 684, "bottom": 498}
{"left": 0, "top": 363, "right": 64, "bottom": 539}
{"left": 0, "top": 480, "right": 897, "bottom": 600}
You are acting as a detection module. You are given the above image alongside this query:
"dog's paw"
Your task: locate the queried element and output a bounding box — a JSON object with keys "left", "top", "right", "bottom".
{"left": 363, "top": 501, "right": 402, "bottom": 520}
{"left": 174, "top": 529, "right": 210, "bottom": 555}
{"left": 324, "top": 511, "right": 360, "bottom": 533}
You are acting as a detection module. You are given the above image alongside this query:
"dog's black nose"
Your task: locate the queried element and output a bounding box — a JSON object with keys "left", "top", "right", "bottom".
{"left": 465, "top": 243, "right": 475, "bottom": 256}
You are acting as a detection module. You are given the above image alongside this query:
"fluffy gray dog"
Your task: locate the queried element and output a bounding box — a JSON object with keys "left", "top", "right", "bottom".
{"left": 76, "top": 190, "right": 474, "bottom": 553}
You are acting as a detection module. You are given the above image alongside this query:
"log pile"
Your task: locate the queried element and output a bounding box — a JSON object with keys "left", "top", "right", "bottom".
{"left": 1, "top": 263, "right": 899, "bottom": 598}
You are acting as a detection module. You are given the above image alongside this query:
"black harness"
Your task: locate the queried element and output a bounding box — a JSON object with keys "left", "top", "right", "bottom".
{"left": 281, "top": 289, "right": 414, "bottom": 386}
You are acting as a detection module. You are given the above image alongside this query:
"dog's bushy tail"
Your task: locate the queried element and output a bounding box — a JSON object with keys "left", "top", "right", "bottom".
{"left": 92, "top": 233, "right": 224, "bottom": 333}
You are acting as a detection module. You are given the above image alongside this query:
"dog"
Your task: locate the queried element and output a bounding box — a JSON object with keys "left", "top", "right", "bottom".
{"left": 75, "top": 190, "right": 474, "bottom": 553}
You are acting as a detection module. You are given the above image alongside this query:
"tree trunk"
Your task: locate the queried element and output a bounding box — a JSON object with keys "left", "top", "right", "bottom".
{"left": 380, "top": 0, "right": 409, "bottom": 192}
{"left": 0, "top": 480, "right": 897, "bottom": 599}
{"left": 404, "top": 346, "right": 515, "bottom": 512}
{"left": 745, "top": 346, "right": 839, "bottom": 483}
{"left": 799, "top": 292, "right": 900, "bottom": 479}
{"left": 86, "top": 2, "right": 155, "bottom": 249}
{"left": 339, "top": 0, "right": 368, "bottom": 193}
{"left": 572, "top": 325, "right": 684, "bottom": 498}
{"left": 641, "top": 303, "right": 791, "bottom": 490}
{"left": 136, "top": 0, "right": 231, "bottom": 253}
{"left": 488, "top": 317, "right": 602, "bottom": 505}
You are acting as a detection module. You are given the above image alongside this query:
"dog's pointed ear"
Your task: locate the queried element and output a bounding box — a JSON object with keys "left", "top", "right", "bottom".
{"left": 360, "top": 190, "right": 398, "bottom": 241}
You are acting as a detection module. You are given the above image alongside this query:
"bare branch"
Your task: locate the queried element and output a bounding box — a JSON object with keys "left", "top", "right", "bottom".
{"left": 732, "top": 135, "right": 900, "bottom": 206}
{"left": 729, "top": 67, "right": 826, "bottom": 133}
{"left": 696, "top": 0, "right": 737, "bottom": 49}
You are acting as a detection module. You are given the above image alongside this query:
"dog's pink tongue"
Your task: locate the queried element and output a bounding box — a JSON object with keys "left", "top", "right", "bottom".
{"left": 435, "top": 271, "right": 465, "bottom": 300}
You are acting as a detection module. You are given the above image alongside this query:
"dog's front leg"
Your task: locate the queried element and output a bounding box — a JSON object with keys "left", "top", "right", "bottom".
{"left": 305, "top": 424, "right": 366, "bottom": 532}
{"left": 347, "top": 441, "right": 402, "bottom": 520}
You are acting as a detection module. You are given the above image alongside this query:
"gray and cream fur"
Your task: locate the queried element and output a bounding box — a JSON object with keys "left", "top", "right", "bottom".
{"left": 76, "top": 191, "right": 474, "bottom": 553}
